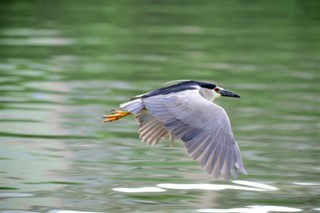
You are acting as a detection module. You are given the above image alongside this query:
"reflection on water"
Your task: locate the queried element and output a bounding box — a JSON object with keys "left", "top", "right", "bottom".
{"left": 198, "top": 206, "right": 302, "bottom": 213}
{"left": 1, "top": 192, "right": 34, "bottom": 198}
{"left": 1, "top": 0, "right": 319, "bottom": 212}
{"left": 113, "top": 180, "right": 278, "bottom": 193}
{"left": 1, "top": 28, "right": 74, "bottom": 46}
{"left": 47, "top": 211, "right": 101, "bottom": 213}
{"left": 1, "top": 37, "right": 74, "bottom": 46}
{"left": 113, "top": 187, "right": 166, "bottom": 193}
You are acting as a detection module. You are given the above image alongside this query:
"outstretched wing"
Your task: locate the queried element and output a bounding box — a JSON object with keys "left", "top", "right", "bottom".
{"left": 134, "top": 110, "right": 169, "bottom": 145}
{"left": 143, "top": 89, "right": 246, "bottom": 180}
{"left": 120, "top": 99, "right": 170, "bottom": 145}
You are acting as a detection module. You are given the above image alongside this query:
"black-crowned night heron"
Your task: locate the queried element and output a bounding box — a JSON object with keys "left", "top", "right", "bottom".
{"left": 103, "top": 80, "right": 246, "bottom": 180}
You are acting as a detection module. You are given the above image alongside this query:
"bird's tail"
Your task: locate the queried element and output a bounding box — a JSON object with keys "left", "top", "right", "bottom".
{"left": 120, "top": 98, "right": 144, "bottom": 114}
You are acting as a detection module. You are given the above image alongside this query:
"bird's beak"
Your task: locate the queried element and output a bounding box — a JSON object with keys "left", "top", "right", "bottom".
{"left": 219, "top": 89, "right": 240, "bottom": 98}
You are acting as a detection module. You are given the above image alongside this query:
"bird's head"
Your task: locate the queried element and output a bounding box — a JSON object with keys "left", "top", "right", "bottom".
{"left": 213, "top": 86, "right": 240, "bottom": 99}
{"left": 197, "top": 81, "right": 240, "bottom": 101}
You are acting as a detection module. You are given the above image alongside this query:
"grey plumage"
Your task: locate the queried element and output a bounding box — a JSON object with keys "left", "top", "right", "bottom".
{"left": 119, "top": 80, "right": 246, "bottom": 180}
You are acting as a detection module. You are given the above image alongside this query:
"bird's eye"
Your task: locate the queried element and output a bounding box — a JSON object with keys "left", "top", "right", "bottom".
{"left": 214, "top": 87, "right": 220, "bottom": 92}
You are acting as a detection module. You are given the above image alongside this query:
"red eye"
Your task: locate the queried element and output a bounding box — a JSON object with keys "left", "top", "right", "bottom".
{"left": 214, "top": 87, "right": 220, "bottom": 92}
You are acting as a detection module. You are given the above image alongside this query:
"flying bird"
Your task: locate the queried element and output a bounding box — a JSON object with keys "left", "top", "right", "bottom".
{"left": 103, "top": 80, "right": 246, "bottom": 180}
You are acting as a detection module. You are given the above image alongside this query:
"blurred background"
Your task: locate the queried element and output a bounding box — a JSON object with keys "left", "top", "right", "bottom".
{"left": 1, "top": 0, "right": 319, "bottom": 212}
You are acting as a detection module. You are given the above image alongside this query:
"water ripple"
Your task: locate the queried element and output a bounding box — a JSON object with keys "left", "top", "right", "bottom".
{"left": 0, "top": 192, "right": 33, "bottom": 198}
{"left": 198, "top": 205, "right": 302, "bottom": 213}
{"left": 232, "top": 180, "right": 278, "bottom": 191}
{"left": 113, "top": 180, "right": 278, "bottom": 193}
{"left": 1, "top": 38, "right": 74, "bottom": 46}
{"left": 48, "top": 211, "right": 102, "bottom": 213}
{"left": 113, "top": 187, "right": 166, "bottom": 193}
{"left": 157, "top": 183, "right": 267, "bottom": 192}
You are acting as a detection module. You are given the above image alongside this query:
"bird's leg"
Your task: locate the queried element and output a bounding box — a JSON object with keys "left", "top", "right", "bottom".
{"left": 103, "top": 109, "right": 131, "bottom": 122}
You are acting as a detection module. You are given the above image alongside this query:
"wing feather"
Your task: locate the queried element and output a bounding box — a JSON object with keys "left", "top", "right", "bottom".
{"left": 198, "top": 136, "right": 218, "bottom": 167}
{"left": 190, "top": 135, "right": 212, "bottom": 160}
{"left": 135, "top": 111, "right": 168, "bottom": 145}
{"left": 143, "top": 89, "right": 246, "bottom": 180}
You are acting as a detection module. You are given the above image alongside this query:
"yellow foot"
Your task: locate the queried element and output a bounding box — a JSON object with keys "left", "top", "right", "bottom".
{"left": 103, "top": 110, "right": 131, "bottom": 122}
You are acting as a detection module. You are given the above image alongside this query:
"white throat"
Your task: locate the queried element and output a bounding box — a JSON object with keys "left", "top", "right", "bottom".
{"left": 199, "top": 88, "right": 221, "bottom": 101}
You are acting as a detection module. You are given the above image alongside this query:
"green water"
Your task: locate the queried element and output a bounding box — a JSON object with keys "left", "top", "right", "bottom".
{"left": 1, "top": 1, "right": 319, "bottom": 212}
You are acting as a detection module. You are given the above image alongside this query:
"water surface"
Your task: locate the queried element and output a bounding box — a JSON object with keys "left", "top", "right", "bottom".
{"left": 1, "top": 1, "right": 319, "bottom": 212}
